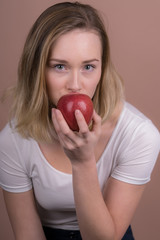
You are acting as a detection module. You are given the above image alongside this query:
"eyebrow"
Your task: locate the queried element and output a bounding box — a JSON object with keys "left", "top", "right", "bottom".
{"left": 48, "top": 58, "right": 100, "bottom": 63}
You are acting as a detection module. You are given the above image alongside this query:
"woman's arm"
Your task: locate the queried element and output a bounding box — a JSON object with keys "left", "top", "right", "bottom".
{"left": 72, "top": 160, "right": 145, "bottom": 240}
{"left": 103, "top": 177, "right": 145, "bottom": 239}
{"left": 3, "top": 189, "right": 46, "bottom": 240}
{"left": 52, "top": 108, "right": 146, "bottom": 240}
{"left": 72, "top": 159, "right": 116, "bottom": 240}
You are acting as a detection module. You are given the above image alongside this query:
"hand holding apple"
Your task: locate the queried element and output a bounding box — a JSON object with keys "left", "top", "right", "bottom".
{"left": 57, "top": 94, "right": 93, "bottom": 131}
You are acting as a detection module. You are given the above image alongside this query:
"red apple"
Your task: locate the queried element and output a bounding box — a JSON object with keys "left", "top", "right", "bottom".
{"left": 57, "top": 94, "right": 93, "bottom": 131}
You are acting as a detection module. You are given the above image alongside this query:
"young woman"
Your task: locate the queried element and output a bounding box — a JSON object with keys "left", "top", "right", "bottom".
{"left": 0, "top": 2, "right": 159, "bottom": 240}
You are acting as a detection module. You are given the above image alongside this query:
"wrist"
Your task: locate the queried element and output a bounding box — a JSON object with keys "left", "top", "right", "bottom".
{"left": 71, "top": 155, "right": 97, "bottom": 172}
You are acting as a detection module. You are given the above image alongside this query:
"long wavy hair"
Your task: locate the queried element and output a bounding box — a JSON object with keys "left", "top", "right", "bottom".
{"left": 9, "top": 1, "right": 124, "bottom": 142}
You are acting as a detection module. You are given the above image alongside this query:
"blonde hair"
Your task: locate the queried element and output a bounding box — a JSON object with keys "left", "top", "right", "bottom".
{"left": 9, "top": 2, "right": 124, "bottom": 142}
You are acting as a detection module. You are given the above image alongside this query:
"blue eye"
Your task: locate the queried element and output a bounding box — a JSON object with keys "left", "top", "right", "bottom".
{"left": 84, "top": 64, "right": 95, "bottom": 71}
{"left": 54, "top": 64, "right": 65, "bottom": 70}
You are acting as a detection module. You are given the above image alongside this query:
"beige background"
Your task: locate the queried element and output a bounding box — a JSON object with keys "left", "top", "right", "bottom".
{"left": 0, "top": 0, "right": 160, "bottom": 239}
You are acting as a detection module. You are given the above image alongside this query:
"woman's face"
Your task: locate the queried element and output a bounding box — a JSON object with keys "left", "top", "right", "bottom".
{"left": 46, "top": 29, "right": 102, "bottom": 106}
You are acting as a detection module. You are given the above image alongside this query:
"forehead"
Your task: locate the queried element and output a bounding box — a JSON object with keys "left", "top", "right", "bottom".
{"left": 49, "top": 29, "right": 102, "bottom": 59}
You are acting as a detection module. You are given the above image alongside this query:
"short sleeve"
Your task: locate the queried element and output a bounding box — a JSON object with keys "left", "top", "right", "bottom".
{"left": 0, "top": 124, "right": 32, "bottom": 192}
{"left": 111, "top": 121, "right": 160, "bottom": 185}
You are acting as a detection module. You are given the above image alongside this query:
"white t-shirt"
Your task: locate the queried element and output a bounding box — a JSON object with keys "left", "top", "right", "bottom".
{"left": 0, "top": 102, "right": 160, "bottom": 230}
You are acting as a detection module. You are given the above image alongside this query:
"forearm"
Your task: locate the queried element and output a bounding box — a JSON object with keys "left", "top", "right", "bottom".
{"left": 52, "top": 108, "right": 115, "bottom": 238}
{"left": 15, "top": 221, "right": 46, "bottom": 240}
{"left": 3, "top": 190, "right": 46, "bottom": 240}
{"left": 13, "top": 206, "right": 46, "bottom": 240}
{"left": 72, "top": 159, "right": 115, "bottom": 240}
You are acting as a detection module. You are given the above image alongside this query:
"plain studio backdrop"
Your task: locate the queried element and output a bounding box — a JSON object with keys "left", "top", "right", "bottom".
{"left": 0, "top": 1, "right": 160, "bottom": 239}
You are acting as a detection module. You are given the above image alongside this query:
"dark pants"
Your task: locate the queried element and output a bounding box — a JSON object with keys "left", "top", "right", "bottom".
{"left": 43, "top": 225, "right": 134, "bottom": 240}
{"left": 121, "top": 226, "right": 135, "bottom": 240}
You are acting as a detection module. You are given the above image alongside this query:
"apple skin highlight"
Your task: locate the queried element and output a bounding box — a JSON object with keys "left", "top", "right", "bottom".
{"left": 57, "top": 94, "right": 93, "bottom": 131}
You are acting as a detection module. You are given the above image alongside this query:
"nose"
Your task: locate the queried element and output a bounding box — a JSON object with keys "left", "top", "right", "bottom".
{"left": 66, "top": 70, "right": 81, "bottom": 92}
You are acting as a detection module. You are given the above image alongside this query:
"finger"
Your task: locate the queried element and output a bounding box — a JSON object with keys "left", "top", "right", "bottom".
{"left": 74, "top": 109, "right": 89, "bottom": 135}
{"left": 52, "top": 109, "right": 76, "bottom": 146}
{"left": 52, "top": 108, "right": 65, "bottom": 145}
{"left": 54, "top": 109, "right": 80, "bottom": 144}
{"left": 54, "top": 109, "right": 72, "bottom": 135}
{"left": 91, "top": 110, "right": 102, "bottom": 134}
{"left": 51, "top": 108, "right": 60, "bottom": 132}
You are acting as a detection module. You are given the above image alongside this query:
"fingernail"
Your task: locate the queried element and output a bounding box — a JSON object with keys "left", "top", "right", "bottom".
{"left": 55, "top": 109, "right": 62, "bottom": 117}
{"left": 75, "top": 109, "right": 80, "bottom": 114}
{"left": 52, "top": 108, "right": 56, "bottom": 115}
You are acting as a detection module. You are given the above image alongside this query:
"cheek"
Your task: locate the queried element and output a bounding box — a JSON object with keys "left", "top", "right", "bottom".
{"left": 91, "top": 73, "right": 101, "bottom": 96}
{"left": 45, "top": 76, "right": 57, "bottom": 101}
{"left": 91, "top": 71, "right": 101, "bottom": 89}
{"left": 87, "top": 79, "right": 100, "bottom": 98}
{"left": 46, "top": 72, "right": 61, "bottom": 92}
